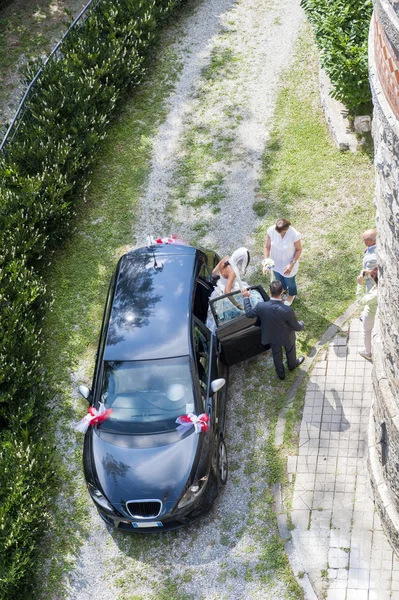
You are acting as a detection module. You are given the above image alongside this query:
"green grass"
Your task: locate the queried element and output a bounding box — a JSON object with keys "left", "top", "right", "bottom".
{"left": 34, "top": 448, "right": 91, "bottom": 599}
{"left": 0, "top": 0, "right": 84, "bottom": 115}
{"left": 283, "top": 373, "right": 308, "bottom": 450}
{"left": 229, "top": 355, "right": 304, "bottom": 598}
{"left": 248, "top": 27, "right": 374, "bottom": 595}
{"left": 169, "top": 29, "right": 244, "bottom": 219}
{"left": 254, "top": 28, "right": 374, "bottom": 354}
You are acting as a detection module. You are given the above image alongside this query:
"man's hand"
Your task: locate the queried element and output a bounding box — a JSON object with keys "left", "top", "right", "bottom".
{"left": 357, "top": 269, "right": 370, "bottom": 285}
{"left": 242, "top": 288, "right": 251, "bottom": 298}
{"left": 357, "top": 270, "right": 365, "bottom": 285}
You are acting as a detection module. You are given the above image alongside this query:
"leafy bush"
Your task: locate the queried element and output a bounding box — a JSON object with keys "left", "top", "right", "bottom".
{"left": 0, "top": 429, "right": 58, "bottom": 598}
{"left": 0, "top": 0, "right": 183, "bottom": 596}
{"left": 300, "top": 0, "right": 373, "bottom": 110}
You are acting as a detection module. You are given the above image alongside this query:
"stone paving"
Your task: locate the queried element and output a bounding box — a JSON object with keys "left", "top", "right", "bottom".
{"left": 288, "top": 318, "right": 399, "bottom": 600}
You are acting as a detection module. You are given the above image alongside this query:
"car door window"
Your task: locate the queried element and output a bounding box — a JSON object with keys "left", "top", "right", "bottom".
{"left": 194, "top": 277, "right": 213, "bottom": 323}
{"left": 210, "top": 287, "right": 265, "bottom": 327}
{"left": 198, "top": 261, "right": 212, "bottom": 279}
{"left": 200, "top": 249, "right": 220, "bottom": 270}
{"left": 211, "top": 286, "right": 270, "bottom": 367}
{"left": 193, "top": 322, "right": 210, "bottom": 402}
{"left": 193, "top": 255, "right": 215, "bottom": 323}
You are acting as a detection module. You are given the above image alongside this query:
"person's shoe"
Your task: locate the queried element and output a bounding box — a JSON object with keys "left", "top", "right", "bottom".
{"left": 289, "top": 356, "right": 305, "bottom": 370}
{"left": 283, "top": 295, "right": 296, "bottom": 306}
{"left": 359, "top": 350, "right": 372, "bottom": 361}
{"left": 276, "top": 365, "right": 285, "bottom": 381}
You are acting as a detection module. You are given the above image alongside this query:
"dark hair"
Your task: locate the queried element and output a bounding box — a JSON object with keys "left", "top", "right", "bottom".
{"left": 270, "top": 280, "right": 283, "bottom": 296}
{"left": 370, "top": 266, "right": 379, "bottom": 284}
{"left": 223, "top": 260, "right": 230, "bottom": 269}
{"left": 275, "top": 218, "right": 291, "bottom": 233}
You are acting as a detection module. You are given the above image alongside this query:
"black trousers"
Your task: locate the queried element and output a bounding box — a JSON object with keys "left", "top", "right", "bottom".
{"left": 270, "top": 341, "right": 297, "bottom": 377}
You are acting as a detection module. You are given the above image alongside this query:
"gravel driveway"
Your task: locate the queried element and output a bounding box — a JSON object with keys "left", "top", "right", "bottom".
{"left": 67, "top": 0, "right": 304, "bottom": 598}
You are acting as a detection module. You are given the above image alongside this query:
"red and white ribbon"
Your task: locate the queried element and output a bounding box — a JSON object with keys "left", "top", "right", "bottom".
{"left": 155, "top": 234, "right": 186, "bottom": 245}
{"left": 176, "top": 413, "right": 210, "bottom": 434}
{"left": 75, "top": 404, "right": 113, "bottom": 433}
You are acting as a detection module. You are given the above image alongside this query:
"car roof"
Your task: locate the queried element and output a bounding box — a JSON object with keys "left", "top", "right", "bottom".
{"left": 104, "top": 244, "right": 202, "bottom": 361}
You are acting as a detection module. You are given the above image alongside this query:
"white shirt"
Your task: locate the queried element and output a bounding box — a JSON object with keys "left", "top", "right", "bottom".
{"left": 267, "top": 225, "right": 301, "bottom": 277}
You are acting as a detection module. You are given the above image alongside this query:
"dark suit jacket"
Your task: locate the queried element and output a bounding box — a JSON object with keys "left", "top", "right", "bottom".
{"left": 244, "top": 297, "right": 304, "bottom": 346}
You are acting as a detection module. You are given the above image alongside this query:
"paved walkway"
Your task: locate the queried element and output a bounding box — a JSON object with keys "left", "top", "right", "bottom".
{"left": 287, "top": 317, "right": 399, "bottom": 600}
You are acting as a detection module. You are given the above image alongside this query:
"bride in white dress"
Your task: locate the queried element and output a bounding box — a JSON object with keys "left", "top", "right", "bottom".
{"left": 211, "top": 247, "right": 251, "bottom": 295}
{"left": 206, "top": 247, "right": 264, "bottom": 331}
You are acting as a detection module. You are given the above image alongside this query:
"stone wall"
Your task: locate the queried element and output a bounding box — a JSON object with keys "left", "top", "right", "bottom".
{"left": 390, "top": 0, "right": 399, "bottom": 17}
{"left": 369, "top": 0, "right": 399, "bottom": 553}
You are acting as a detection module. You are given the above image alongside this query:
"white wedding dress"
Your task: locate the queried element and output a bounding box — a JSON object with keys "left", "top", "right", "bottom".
{"left": 205, "top": 247, "right": 263, "bottom": 331}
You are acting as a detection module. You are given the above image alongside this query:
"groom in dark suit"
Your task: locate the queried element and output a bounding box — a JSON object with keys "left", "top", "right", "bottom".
{"left": 242, "top": 281, "right": 304, "bottom": 380}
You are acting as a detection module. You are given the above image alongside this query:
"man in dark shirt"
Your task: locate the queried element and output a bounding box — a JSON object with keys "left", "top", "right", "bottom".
{"left": 242, "top": 280, "right": 304, "bottom": 380}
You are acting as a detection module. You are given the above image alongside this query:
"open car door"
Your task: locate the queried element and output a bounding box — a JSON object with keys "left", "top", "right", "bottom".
{"left": 209, "top": 286, "right": 270, "bottom": 366}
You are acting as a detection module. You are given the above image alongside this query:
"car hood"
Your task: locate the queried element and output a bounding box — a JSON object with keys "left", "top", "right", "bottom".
{"left": 89, "top": 428, "right": 200, "bottom": 509}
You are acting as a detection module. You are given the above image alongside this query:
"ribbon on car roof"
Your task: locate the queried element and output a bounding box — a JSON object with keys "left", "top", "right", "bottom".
{"left": 155, "top": 234, "right": 186, "bottom": 245}
{"left": 176, "top": 413, "right": 210, "bottom": 434}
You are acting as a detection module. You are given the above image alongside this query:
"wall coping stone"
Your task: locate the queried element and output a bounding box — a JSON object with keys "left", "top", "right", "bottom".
{"left": 318, "top": 65, "right": 357, "bottom": 152}
{"left": 375, "top": 0, "right": 399, "bottom": 49}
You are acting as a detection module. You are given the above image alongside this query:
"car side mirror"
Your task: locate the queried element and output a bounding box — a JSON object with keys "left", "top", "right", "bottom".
{"left": 210, "top": 378, "right": 226, "bottom": 394}
{"left": 78, "top": 385, "right": 91, "bottom": 401}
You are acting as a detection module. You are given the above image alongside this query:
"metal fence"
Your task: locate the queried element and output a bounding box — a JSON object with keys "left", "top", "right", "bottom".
{"left": 0, "top": 0, "right": 102, "bottom": 152}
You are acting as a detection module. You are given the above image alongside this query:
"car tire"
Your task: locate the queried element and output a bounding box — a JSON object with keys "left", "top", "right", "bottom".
{"left": 217, "top": 436, "right": 228, "bottom": 486}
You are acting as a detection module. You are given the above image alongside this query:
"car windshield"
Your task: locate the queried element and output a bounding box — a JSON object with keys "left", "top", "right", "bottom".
{"left": 98, "top": 357, "right": 196, "bottom": 434}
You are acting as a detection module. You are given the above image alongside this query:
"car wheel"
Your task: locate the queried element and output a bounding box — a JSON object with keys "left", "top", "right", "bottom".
{"left": 217, "top": 437, "right": 228, "bottom": 486}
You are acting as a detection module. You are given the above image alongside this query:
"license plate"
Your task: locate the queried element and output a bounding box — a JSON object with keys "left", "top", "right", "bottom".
{"left": 132, "top": 521, "right": 163, "bottom": 528}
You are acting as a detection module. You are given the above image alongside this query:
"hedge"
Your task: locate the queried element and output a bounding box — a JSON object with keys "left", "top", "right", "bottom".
{"left": 300, "top": 0, "right": 373, "bottom": 110}
{"left": 0, "top": 0, "right": 183, "bottom": 597}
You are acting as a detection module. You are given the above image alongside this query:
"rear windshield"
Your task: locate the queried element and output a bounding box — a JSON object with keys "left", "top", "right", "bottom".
{"left": 98, "top": 357, "right": 196, "bottom": 434}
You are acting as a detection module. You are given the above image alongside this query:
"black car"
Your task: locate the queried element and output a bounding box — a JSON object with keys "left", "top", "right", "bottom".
{"left": 78, "top": 243, "right": 269, "bottom": 531}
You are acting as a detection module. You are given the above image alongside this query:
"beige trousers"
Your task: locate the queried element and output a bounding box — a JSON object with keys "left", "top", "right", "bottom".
{"left": 362, "top": 311, "right": 375, "bottom": 355}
